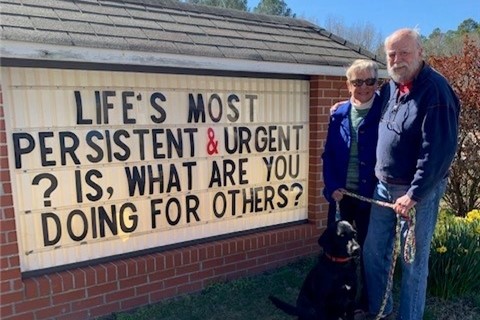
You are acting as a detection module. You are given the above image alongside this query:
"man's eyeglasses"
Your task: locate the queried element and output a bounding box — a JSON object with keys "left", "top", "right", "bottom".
{"left": 350, "top": 78, "right": 377, "bottom": 87}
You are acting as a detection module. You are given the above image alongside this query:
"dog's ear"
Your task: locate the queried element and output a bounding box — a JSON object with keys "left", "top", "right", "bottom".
{"left": 318, "top": 224, "right": 333, "bottom": 250}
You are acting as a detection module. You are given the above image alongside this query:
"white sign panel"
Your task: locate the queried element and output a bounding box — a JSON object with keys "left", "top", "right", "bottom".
{"left": 2, "top": 67, "right": 309, "bottom": 272}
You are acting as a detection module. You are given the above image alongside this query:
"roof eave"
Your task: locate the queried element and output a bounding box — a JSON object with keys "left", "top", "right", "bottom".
{"left": 0, "top": 40, "right": 371, "bottom": 77}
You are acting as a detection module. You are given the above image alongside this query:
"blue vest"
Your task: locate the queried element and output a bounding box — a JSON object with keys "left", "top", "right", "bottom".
{"left": 322, "top": 94, "right": 383, "bottom": 208}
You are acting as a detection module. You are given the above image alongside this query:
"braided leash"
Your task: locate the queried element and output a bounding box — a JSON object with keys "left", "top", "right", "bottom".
{"left": 336, "top": 189, "right": 416, "bottom": 320}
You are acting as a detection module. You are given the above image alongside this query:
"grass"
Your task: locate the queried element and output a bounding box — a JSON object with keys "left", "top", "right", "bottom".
{"left": 102, "top": 255, "right": 480, "bottom": 320}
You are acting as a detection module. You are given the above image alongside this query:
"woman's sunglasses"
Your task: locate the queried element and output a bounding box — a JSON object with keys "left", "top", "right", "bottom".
{"left": 350, "top": 78, "right": 377, "bottom": 87}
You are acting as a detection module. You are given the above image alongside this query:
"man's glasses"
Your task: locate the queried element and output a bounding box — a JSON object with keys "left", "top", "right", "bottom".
{"left": 350, "top": 78, "right": 377, "bottom": 87}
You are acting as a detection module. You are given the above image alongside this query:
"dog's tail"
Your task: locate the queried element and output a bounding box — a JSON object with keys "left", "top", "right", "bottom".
{"left": 268, "top": 295, "right": 302, "bottom": 317}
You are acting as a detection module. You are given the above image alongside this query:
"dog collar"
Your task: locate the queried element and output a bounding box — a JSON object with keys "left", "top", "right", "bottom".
{"left": 325, "top": 253, "right": 353, "bottom": 263}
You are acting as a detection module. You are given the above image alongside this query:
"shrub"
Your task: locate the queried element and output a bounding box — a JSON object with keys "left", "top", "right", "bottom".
{"left": 428, "top": 209, "right": 480, "bottom": 299}
{"left": 429, "top": 37, "right": 480, "bottom": 217}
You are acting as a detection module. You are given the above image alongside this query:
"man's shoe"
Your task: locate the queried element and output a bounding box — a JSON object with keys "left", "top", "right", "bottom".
{"left": 366, "top": 313, "right": 393, "bottom": 320}
{"left": 354, "top": 309, "right": 367, "bottom": 320}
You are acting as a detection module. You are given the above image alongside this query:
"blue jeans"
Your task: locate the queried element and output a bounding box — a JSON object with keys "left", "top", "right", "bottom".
{"left": 363, "top": 179, "right": 447, "bottom": 320}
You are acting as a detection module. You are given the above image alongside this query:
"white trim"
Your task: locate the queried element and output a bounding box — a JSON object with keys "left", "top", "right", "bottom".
{"left": 1, "top": 40, "right": 356, "bottom": 77}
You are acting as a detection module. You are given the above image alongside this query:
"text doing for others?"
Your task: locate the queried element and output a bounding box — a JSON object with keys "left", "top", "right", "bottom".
{"left": 12, "top": 89, "right": 306, "bottom": 248}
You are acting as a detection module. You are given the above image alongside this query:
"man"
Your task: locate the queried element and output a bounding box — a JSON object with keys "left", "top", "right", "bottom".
{"left": 363, "top": 28, "right": 460, "bottom": 320}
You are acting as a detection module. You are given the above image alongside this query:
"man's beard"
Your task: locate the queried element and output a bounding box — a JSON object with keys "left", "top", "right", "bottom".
{"left": 388, "top": 60, "right": 421, "bottom": 83}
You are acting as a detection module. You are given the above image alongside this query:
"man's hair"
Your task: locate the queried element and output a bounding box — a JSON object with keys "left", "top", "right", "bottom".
{"left": 384, "top": 28, "right": 423, "bottom": 51}
{"left": 345, "top": 59, "right": 378, "bottom": 80}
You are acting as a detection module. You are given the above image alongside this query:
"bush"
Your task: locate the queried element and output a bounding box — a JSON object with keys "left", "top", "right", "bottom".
{"left": 428, "top": 209, "right": 480, "bottom": 299}
{"left": 429, "top": 37, "right": 480, "bottom": 217}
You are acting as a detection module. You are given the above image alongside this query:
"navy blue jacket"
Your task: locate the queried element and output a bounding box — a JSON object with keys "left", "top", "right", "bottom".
{"left": 322, "top": 94, "right": 383, "bottom": 208}
{"left": 376, "top": 64, "right": 460, "bottom": 201}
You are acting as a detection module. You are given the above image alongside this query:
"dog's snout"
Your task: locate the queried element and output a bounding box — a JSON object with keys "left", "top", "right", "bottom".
{"left": 348, "top": 239, "right": 361, "bottom": 255}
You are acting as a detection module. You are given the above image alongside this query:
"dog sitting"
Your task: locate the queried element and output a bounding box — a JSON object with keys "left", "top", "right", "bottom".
{"left": 269, "top": 220, "right": 361, "bottom": 320}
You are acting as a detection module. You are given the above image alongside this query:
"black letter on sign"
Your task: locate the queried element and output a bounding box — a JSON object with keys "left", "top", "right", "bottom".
{"left": 12, "top": 132, "right": 35, "bottom": 169}
{"left": 75, "top": 91, "right": 93, "bottom": 125}
{"left": 41, "top": 212, "right": 61, "bottom": 246}
{"left": 122, "top": 91, "right": 136, "bottom": 124}
{"left": 67, "top": 210, "right": 88, "bottom": 241}
{"left": 85, "top": 169, "right": 103, "bottom": 202}
{"left": 188, "top": 93, "right": 206, "bottom": 123}
{"left": 150, "top": 92, "right": 167, "bottom": 123}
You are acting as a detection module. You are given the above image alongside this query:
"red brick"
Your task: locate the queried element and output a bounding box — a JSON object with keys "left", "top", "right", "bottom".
{"left": 189, "top": 268, "right": 214, "bottom": 282}
{"left": 105, "top": 288, "right": 135, "bottom": 303}
{"left": 8, "top": 255, "right": 19, "bottom": 268}
{"left": 23, "top": 278, "right": 39, "bottom": 299}
{"left": 52, "top": 288, "right": 85, "bottom": 305}
{"left": 235, "top": 258, "right": 257, "bottom": 271}
{"left": 59, "top": 271, "right": 74, "bottom": 291}
{"left": 93, "top": 264, "right": 107, "bottom": 284}
{"left": 189, "top": 247, "right": 199, "bottom": 263}
{"left": 2, "top": 207, "right": 14, "bottom": 219}
{"left": 153, "top": 253, "right": 166, "bottom": 269}
{"left": 124, "top": 258, "right": 138, "bottom": 277}
{"left": 177, "top": 281, "right": 202, "bottom": 295}
{"left": 118, "top": 274, "right": 148, "bottom": 289}
{"left": 175, "top": 262, "right": 200, "bottom": 276}
{"left": 149, "top": 287, "right": 176, "bottom": 303}
{"left": 135, "top": 256, "right": 147, "bottom": 274}
{"left": 71, "top": 295, "right": 104, "bottom": 312}
{"left": 56, "top": 310, "right": 90, "bottom": 320}
{"left": 0, "top": 290, "right": 22, "bottom": 304}
{"left": 87, "top": 281, "right": 117, "bottom": 297}
{"left": 145, "top": 255, "right": 156, "bottom": 273}
{"left": 3, "top": 311, "right": 35, "bottom": 320}
{"left": 135, "top": 281, "right": 162, "bottom": 296}
{"left": 198, "top": 246, "right": 208, "bottom": 260}
{"left": 120, "top": 294, "right": 149, "bottom": 310}
{"left": 0, "top": 257, "right": 8, "bottom": 269}
{"left": 84, "top": 266, "right": 97, "bottom": 286}
{"left": 35, "top": 303, "right": 71, "bottom": 319}
{"left": 89, "top": 302, "right": 121, "bottom": 318}
{"left": 0, "top": 145, "right": 8, "bottom": 157}
{"left": 0, "top": 219, "right": 16, "bottom": 233}
{"left": 161, "top": 253, "right": 172, "bottom": 269}
{"left": 0, "top": 303, "right": 13, "bottom": 318}
{"left": 15, "top": 296, "right": 50, "bottom": 313}
{"left": 48, "top": 273, "right": 64, "bottom": 294}
{"left": 104, "top": 262, "right": 118, "bottom": 282}
{"left": 213, "top": 263, "right": 236, "bottom": 275}
{"left": 246, "top": 248, "right": 267, "bottom": 258}
{"left": 202, "top": 257, "right": 223, "bottom": 269}
{"left": 1, "top": 280, "right": 11, "bottom": 293}
{"left": 2, "top": 181, "right": 11, "bottom": 194}
{"left": 224, "top": 252, "right": 246, "bottom": 264}
{"left": 114, "top": 261, "right": 128, "bottom": 279}
{"left": 36, "top": 276, "right": 52, "bottom": 296}
{"left": 149, "top": 268, "right": 175, "bottom": 282}
{"left": 71, "top": 269, "right": 86, "bottom": 288}
{"left": 164, "top": 274, "right": 189, "bottom": 289}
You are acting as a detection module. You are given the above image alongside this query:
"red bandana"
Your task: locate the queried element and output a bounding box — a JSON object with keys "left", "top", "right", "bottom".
{"left": 399, "top": 82, "right": 413, "bottom": 94}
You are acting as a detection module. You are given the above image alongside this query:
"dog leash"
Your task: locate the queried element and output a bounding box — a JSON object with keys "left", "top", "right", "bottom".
{"left": 335, "top": 189, "right": 416, "bottom": 320}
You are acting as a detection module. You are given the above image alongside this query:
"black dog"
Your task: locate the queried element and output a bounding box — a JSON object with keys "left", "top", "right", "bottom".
{"left": 269, "top": 220, "right": 361, "bottom": 320}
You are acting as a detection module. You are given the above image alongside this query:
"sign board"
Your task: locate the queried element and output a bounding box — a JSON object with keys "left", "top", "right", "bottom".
{"left": 2, "top": 67, "right": 309, "bottom": 272}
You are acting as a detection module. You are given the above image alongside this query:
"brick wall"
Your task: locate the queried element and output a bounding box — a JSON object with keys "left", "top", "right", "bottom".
{"left": 0, "top": 75, "right": 349, "bottom": 320}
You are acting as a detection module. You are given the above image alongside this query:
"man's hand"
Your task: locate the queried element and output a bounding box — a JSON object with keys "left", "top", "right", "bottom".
{"left": 393, "top": 194, "right": 417, "bottom": 219}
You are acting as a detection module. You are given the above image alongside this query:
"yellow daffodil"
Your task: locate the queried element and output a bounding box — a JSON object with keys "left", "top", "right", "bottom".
{"left": 466, "top": 209, "right": 480, "bottom": 223}
{"left": 436, "top": 246, "right": 447, "bottom": 253}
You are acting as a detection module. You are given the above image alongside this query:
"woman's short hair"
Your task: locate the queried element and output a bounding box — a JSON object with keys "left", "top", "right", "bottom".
{"left": 345, "top": 59, "right": 378, "bottom": 80}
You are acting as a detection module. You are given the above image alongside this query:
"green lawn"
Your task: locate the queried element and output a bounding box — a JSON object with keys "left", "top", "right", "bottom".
{"left": 102, "top": 255, "right": 480, "bottom": 320}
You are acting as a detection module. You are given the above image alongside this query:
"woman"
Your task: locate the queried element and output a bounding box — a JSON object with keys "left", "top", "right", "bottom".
{"left": 322, "top": 59, "right": 383, "bottom": 315}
